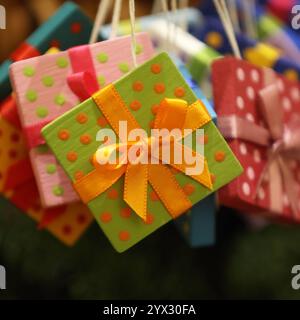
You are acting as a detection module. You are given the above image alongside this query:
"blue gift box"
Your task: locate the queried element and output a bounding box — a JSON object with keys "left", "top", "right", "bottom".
{"left": 0, "top": 2, "right": 93, "bottom": 101}
{"left": 174, "top": 63, "right": 216, "bottom": 248}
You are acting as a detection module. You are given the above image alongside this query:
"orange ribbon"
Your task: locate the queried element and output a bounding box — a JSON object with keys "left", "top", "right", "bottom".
{"left": 73, "top": 84, "right": 213, "bottom": 221}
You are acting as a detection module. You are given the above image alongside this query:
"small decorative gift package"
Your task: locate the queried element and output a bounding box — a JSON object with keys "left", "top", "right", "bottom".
{"left": 100, "top": 7, "right": 202, "bottom": 39}
{"left": 43, "top": 52, "right": 243, "bottom": 252}
{"left": 192, "top": 17, "right": 300, "bottom": 81}
{"left": 10, "top": 33, "right": 154, "bottom": 208}
{"left": 147, "top": 20, "right": 221, "bottom": 89}
{"left": 0, "top": 98, "right": 93, "bottom": 246}
{"left": 212, "top": 56, "right": 300, "bottom": 222}
{"left": 0, "top": 2, "right": 93, "bottom": 101}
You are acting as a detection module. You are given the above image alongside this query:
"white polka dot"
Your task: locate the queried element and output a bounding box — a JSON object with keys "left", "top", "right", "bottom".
{"left": 236, "top": 96, "right": 245, "bottom": 109}
{"left": 236, "top": 68, "right": 245, "bottom": 81}
{"left": 277, "top": 79, "right": 284, "bottom": 92}
{"left": 247, "top": 166, "right": 255, "bottom": 180}
{"left": 258, "top": 187, "right": 265, "bottom": 200}
{"left": 246, "top": 113, "right": 255, "bottom": 122}
{"left": 251, "top": 69, "right": 259, "bottom": 83}
{"left": 239, "top": 143, "right": 247, "bottom": 155}
{"left": 291, "top": 87, "right": 300, "bottom": 101}
{"left": 246, "top": 86, "right": 255, "bottom": 100}
{"left": 283, "top": 194, "right": 289, "bottom": 206}
{"left": 283, "top": 97, "right": 291, "bottom": 111}
{"left": 242, "top": 182, "right": 251, "bottom": 196}
{"left": 254, "top": 149, "right": 261, "bottom": 163}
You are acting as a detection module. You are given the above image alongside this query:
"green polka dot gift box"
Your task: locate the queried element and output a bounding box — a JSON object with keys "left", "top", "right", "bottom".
{"left": 42, "top": 52, "right": 243, "bottom": 252}
{"left": 9, "top": 33, "right": 154, "bottom": 208}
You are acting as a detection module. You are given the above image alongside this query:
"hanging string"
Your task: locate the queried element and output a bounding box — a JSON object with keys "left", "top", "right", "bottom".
{"left": 129, "top": 0, "right": 138, "bottom": 68}
{"left": 227, "top": 0, "right": 240, "bottom": 32}
{"left": 161, "top": 0, "right": 172, "bottom": 52}
{"left": 241, "top": 0, "right": 257, "bottom": 39}
{"left": 110, "top": 0, "right": 122, "bottom": 39}
{"left": 213, "top": 0, "right": 242, "bottom": 59}
{"left": 89, "top": 0, "right": 112, "bottom": 44}
{"left": 179, "top": 0, "right": 189, "bottom": 32}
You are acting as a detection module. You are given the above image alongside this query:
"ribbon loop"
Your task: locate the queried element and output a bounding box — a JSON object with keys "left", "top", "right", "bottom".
{"left": 73, "top": 84, "right": 212, "bottom": 221}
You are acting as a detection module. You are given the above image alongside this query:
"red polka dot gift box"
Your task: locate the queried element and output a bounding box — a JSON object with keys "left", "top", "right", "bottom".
{"left": 212, "top": 56, "right": 300, "bottom": 223}
{"left": 42, "top": 52, "right": 243, "bottom": 252}
{"left": 9, "top": 33, "right": 154, "bottom": 209}
{"left": 0, "top": 96, "right": 93, "bottom": 246}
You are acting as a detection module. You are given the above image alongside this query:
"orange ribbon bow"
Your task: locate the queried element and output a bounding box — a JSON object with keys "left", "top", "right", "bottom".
{"left": 73, "top": 84, "right": 213, "bottom": 221}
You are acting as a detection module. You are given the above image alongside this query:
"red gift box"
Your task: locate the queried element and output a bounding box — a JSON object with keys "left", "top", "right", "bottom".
{"left": 212, "top": 56, "right": 300, "bottom": 223}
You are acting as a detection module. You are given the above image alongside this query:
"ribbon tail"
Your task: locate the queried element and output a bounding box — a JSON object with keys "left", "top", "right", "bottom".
{"left": 148, "top": 164, "right": 192, "bottom": 218}
{"left": 124, "top": 163, "right": 148, "bottom": 221}
{"left": 278, "top": 156, "right": 299, "bottom": 218}
{"left": 73, "top": 165, "right": 126, "bottom": 204}
{"left": 168, "top": 141, "right": 213, "bottom": 189}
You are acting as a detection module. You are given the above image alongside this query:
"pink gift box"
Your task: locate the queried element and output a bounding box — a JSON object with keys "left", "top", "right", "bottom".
{"left": 10, "top": 33, "right": 154, "bottom": 208}
{"left": 212, "top": 56, "right": 300, "bottom": 223}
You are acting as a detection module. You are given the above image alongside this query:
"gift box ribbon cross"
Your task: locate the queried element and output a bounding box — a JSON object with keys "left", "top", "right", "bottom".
{"left": 219, "top": 67, "right": 300, "bottom": 217}
{"left": 73, "top": 84, "right": 213, "bottom": 221}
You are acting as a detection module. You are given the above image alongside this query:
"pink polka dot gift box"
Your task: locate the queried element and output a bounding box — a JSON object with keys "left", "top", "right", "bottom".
{"left": 9, "top": 33, "right": 154, "bottom": 208}
{"left": 212, "top": 56, "right": 300, "bottom": 223}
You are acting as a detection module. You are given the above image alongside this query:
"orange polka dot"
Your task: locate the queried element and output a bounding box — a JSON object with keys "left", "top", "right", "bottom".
{"left": 97, "top": 116, "right": 107, "bottom": 127}
{"left": 67, "top": 151, "right": 78, "bottom": 162}
{"left": 174, "top": 87, "right": 185, "bottom": 97}
{"left": 154, "top": 83, "right": 165, "bottom": 94}
{"left": 108, "top": 188, "right": 118, "bottom": 199}
{"left": 76, "top": 112, "right": 88, "bottom": 124}
{"left": 130, "top": 100, "right": 142, "bottom": 111}
{"left": 120, "top": 207, "right": 131, "bottom": 218}
{"left": 80, "top": 134, "right": 91, "bottom": 145}
{"left": 58, "top": 129, "right": 70, "bottom": 141}
{"left": 150, "top": 191, "right": 159, "bottom": 201}
{"left": 144, "top": 213, "right": 154, "bottom": 225}
{"left": 210, "top": 173, "right": 216, "bottom": 184}
{"left": 183, "top": 183, "right": 195, "bottom": 196}
{"left": 215, "top": 151, "right": 226, "bottom": 162}
{"left": 151, "top": 64, "right": 161, "bottom": 74}
{"left": 119, "top": 230, "right": 130, "bottom": 241}
{"left": 100, "top": 211, "right": 112, "bottom": 223}
{"left": 151, "top": 104, "right": 160, "bottom": 115}
{"left": 74, "top": 170, "right": 84, "bottom": 180}
{"left": 132, "top": 81, "right": 144, "bottom": 92}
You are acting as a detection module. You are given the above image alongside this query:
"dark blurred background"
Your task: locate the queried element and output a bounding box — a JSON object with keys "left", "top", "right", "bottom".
{"left": 1, "top": 0, "right": 300, "bottom": 300}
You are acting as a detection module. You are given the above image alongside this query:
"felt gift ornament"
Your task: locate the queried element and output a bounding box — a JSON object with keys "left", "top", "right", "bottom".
{"left": 147, "top": 20, "right": 221, "bottom": 87}
{"left": 0, "top": 97, "right": 93, "bottom": 246}
{"left": 0, "top": 1, "right": 93, "bottom": 101}
{"left": 212, "top": 56, "right": 300, "bottom": 222}
{"left": 100, "top": 7, "right": 202, "bottom": 39}
{"left": 192, "top": 17, "right": 300, "bottom": 82}
{"left": 10, "top": 33, "right": 154, "bottom": 208}
{"left": 42, "top": 52, "right": 243, "bottom": 252}
{"left": 174, "top": 64, "right": 216, "bottom": 247}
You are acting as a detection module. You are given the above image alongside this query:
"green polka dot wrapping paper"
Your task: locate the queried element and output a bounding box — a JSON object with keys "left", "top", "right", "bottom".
{"left": 42, "top": 52, "right": 243, "bottom": 252}
{"left": 0, "top": 2, "right": 93, "bottom": 101}
{"left": 9, "top": 33, "right": 154, "bottom": 208}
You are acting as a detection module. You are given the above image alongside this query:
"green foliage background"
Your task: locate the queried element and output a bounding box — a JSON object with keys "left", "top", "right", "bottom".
{"left": 1, "top": 196, "right": 300, "bottom": 299}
